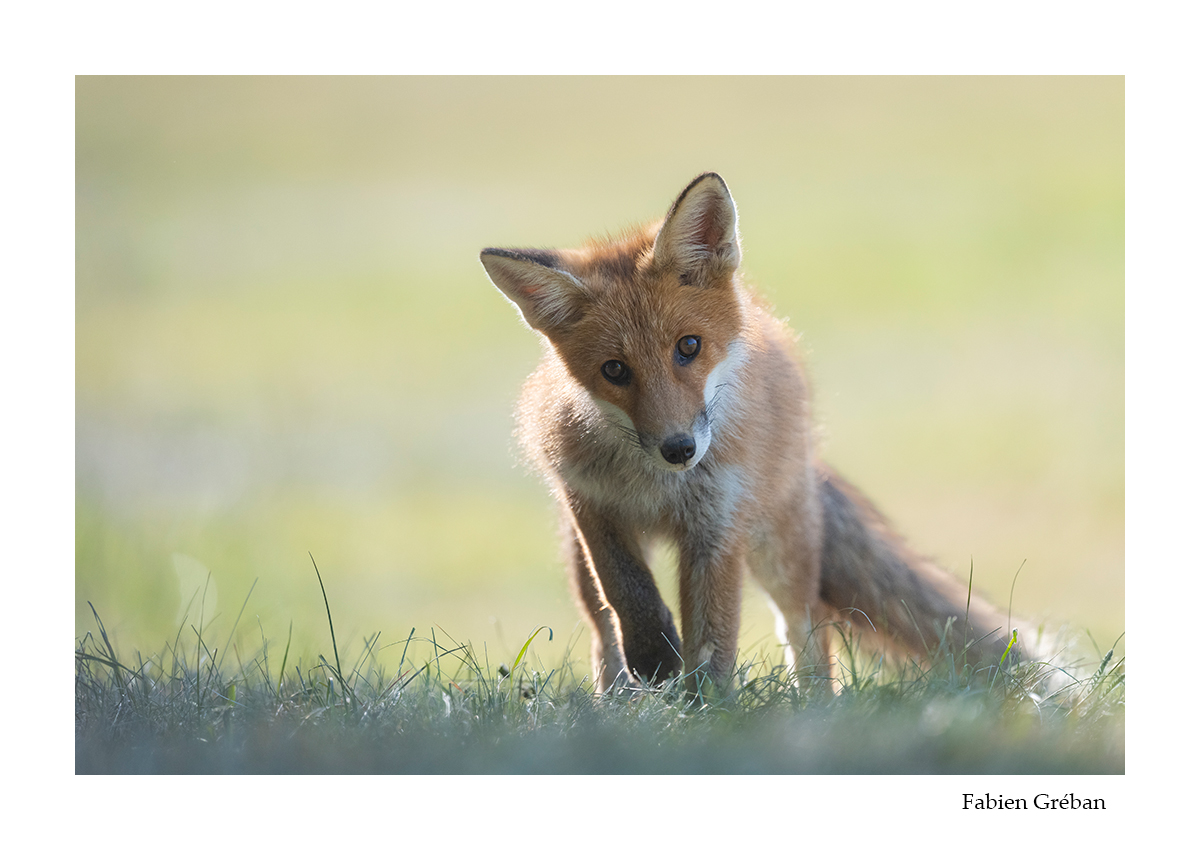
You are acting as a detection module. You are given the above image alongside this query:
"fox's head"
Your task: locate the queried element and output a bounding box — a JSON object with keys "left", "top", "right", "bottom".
{"left": 481, "top": 172, "right": 747, "bottom": 472}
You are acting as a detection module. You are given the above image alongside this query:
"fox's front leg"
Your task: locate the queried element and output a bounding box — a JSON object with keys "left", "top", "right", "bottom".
{"left": 562, "top": 520, "right": 628, "bottom": 691}
{"left": 565, "top": 499, "right": 682, "bottom": 690}
{"left": 677, "top": 532, "right": 745, "bottom": 694}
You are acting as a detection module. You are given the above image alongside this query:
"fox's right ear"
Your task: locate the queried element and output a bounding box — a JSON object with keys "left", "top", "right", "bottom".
{"left": 480, "top": 248, "right": 589, "bottom": 334}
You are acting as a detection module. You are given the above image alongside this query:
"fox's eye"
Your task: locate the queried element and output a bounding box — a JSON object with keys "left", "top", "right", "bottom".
{"left": 602, "top": 360, "right": 631, "bottom": 385}
{"left": 676, "top": 336, "right": 701, "bottom": 361}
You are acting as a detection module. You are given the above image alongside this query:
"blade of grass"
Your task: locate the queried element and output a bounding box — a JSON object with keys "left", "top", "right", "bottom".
{"left": 217, "top": 577, "right": 258, "bottom": 670}
{"left": 277, "top": 621, "right": 293, "bottom": 698}
{"left": 1007, "top": 558, "right": 1027, "bottom": 636}
{"left": 310, "top": 553, "right": 352, "bottom": 708}
{"left": 512, "top": 626, "right": 553, "bottom": 673}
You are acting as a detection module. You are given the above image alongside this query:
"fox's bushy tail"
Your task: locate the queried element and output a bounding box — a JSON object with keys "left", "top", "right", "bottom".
{"left": 816, "top": 464, "right": 1024, "bottom": 670}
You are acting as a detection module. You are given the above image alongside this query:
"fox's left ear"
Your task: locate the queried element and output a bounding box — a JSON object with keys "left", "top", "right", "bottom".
{"left": 653, "top": 172, "right": 741, "bottom": 286}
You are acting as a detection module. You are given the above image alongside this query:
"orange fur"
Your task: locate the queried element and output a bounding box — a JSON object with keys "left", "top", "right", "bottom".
{"left": 481, "top": 173, "right": 1022, "bottom": 693}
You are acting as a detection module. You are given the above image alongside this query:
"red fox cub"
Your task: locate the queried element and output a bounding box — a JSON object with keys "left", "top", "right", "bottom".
{"left": 481, "top": 173, "right": 1022, "bottom": 693}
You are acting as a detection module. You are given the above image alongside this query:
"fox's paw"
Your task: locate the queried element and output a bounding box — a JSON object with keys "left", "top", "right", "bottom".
{"left": 595, "top": 664, "right": 638, "bottom": 696}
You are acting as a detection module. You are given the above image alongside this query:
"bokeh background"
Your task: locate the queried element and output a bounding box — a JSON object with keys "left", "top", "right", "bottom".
{"left": 76, "top": 77, "right": 1124, "bottom": 673}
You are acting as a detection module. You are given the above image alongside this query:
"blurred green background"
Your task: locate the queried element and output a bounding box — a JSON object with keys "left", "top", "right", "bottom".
{"left": 76, "top": 77, "right": 1124, "bottom": 672}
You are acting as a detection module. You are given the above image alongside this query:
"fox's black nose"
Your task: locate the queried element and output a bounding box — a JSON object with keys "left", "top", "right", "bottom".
{"left": 660, "top": 434, "right": 696, "bottom": 466}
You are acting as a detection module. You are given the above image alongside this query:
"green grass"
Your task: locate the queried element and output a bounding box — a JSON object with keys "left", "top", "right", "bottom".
{"left": 75, "top": 578, "right": 1125, "bottom": 774}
